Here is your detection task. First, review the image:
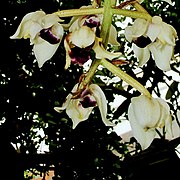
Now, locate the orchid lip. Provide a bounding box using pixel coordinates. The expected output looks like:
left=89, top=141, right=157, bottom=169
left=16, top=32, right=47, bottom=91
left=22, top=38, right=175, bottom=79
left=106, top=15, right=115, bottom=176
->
left=40, top=28, right=60, bottom=44
left=84, top=15, right=100, bottom=28
left=70, top=46, right=92, bottom=66
left=133, top=36, right=152, bottom=48
left=80, top=96, right=97, bottom=108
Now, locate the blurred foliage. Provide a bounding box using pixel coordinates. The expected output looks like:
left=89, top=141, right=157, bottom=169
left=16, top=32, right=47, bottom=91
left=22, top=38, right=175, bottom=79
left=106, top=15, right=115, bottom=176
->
left=0, top=0, right=179, bottom=179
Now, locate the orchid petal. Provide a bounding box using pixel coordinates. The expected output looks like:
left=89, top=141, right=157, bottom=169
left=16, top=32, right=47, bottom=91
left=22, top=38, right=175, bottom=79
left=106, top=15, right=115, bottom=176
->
left=133, top=44, right=150, bottom=67
left=70, top=26, right=95, bottom=48
left=158, top=22, right=177, bottom=46
left=54, top=83, right=94, bottom=129
left=66, top=99, right=93, bottom=129
left=54, top=94, right=73, bottom=112
left=128, top=101, right=156, bottom=150
left=41, top=14, right=63, bottom=28
left=33, top=41, right=60, bottom=68
left=149, top=41, right=172, bottom=71
left=89, top=84, right=115, bottom=126
left=93, top=38, right=122, bottom=60
left=29, top=22, right=43, bottom=43
left=51, top=23, right=64, bottom=37
left=108, top=24, right=120, bottom=45
left=128, top=95, right=173, bottom=149
left=146, top=23, right=161, bottom=42
left=156, top=98, right=173, bottom=138
left=124, top=18, right=148, bottom=42
left=10, top=11, right=45, bottom=39
left=129, top=95, right=161, bottom=128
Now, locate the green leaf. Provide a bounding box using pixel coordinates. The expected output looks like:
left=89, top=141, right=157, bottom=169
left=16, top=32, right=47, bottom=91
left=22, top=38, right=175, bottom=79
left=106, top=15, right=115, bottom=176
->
left=165, top=81, right=179, bottom=100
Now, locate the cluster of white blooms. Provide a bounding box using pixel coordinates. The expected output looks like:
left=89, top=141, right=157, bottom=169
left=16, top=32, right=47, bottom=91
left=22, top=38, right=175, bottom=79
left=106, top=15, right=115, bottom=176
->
left=10, top=0, right=178, bottom=150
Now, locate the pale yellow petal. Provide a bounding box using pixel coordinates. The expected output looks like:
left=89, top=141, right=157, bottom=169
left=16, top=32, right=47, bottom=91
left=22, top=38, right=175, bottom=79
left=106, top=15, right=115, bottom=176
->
left=156, top=98, right=173, bottom=138
left=89, top=84, right=115, bottom=126
left=132, top=44, right=150, bottom=67
left=33, top=41, right=60, bottom=68
left=158, top=22, right=177, bottom=46
left=93, top=38, right=122, bottom=60
left=41, top=14, right=62, bottom=28
left=66, top=99, right=93, bottom=129
left=149, top=41, right=172, bottom=71
left=128, top=101, right=156, bottom=150
left=29, top=22, right=42, bottom=42
left=54, top=94, right=73, bottom=112
left=108, top=24, right=120, bottom=46
left=129, top=95, right=161, bottom=128
left=124, top=18, right=148, bottom=42
left=10, top=11, right=45, bottom=39
left=70, top=26, right=95, bottom=48
left=51, top=23, right=64, bottom=39
left=146, top=23, right=161, bottom=42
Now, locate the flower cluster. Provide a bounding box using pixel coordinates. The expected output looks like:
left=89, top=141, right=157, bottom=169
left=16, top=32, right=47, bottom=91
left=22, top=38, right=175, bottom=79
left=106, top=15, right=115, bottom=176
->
left=10, top=0, right=178, bottom=150
left=10, top=7, right=122, bottom=69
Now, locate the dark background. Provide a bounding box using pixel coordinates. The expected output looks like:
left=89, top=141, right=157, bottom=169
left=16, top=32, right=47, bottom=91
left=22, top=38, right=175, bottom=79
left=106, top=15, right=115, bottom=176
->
left=0, top=0, right=179, bottom=179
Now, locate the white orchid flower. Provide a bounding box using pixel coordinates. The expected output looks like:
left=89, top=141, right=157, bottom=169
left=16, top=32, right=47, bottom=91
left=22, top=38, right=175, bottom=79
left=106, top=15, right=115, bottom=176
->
left=124, top=16, right=177, bottom=71
left=10, top=10, right=64, bottom=68
left=64, top=26, right=95, bottom=69
left=62, top=6, right=122, bottom=69
left=63, top=4, right=119, bottom=46
left=64, top=26, right=122, bottom=69
left=128, top=95, right=172, bottom=150
left=54, top=83, right=115, bottom=129
left=138, top=0, right=173, bottom=5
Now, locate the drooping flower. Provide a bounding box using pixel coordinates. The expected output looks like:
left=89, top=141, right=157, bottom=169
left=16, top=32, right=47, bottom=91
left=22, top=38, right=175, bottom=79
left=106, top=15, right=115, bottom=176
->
left=10, top=10, right=64, bottom=68
left=124, top=16, right=178, bottom=71
left=64, top=26, right=96, bottom=69
left=128, top=94, right=172, bottom=150
left=68, top=13, right=120, bottom=46
left=64, top=28, right=122, bottom=69
left=54, top=83, right=115, bottom=129
left=63, top=9, right=122, bottom=69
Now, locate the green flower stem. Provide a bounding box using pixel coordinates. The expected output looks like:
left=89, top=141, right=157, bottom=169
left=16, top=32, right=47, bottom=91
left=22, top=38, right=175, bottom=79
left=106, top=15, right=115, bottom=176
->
left=79, top=59, right=102, bottom=90
left=111, top=9, right=151, bottom=21
left=100, top=0, right=114, bottom=47
left=55, top=8, right=104, bottom=17
left=132, top=2, right=149, bottom=13
left=101, top=58, right=152, bottom=98
left=55, top=7, right=151, bottom=21
left=79, top=0, right=113, bottom=89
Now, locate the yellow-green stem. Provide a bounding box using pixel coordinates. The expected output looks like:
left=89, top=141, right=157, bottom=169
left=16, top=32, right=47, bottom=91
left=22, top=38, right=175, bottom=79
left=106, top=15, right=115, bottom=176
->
left=132, top=2, right=149, bottom=13
left=111, top=9, right=151, bottom=21
left=78, top=59, right=101, bottom=90
left=54, top=7, right=151, bottom=21
left=101, top=58, right=151, bottom=98
left=54, top=8, right=104, bottom=17
left=79, top=0, right=114, bottom=88
left=100, top=0, right=114, bottom=47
